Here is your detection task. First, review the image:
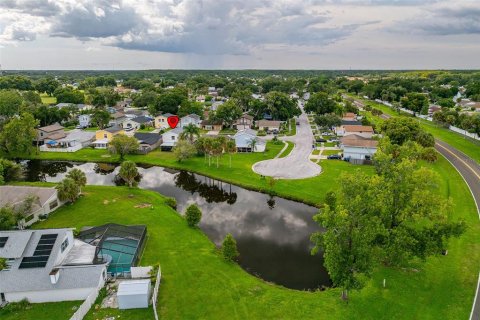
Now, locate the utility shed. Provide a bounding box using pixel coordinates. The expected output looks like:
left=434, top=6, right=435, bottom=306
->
left=117, top=280, right=151, bottom=309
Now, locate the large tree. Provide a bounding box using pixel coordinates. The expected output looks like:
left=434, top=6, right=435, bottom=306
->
left=314, top=113, right=341, bottom=129
left=213, top=99, right=242, bottom=128
left=0, top=90, right=23, bottom=118
left=109, top=134, right=139, bottom=160
left=400, top=92, right=429, bottom=114
left=53, top=87, right=85, bottom=104
left=35, top=77, right=60, bottom=96
left=381, top=117, right=434, bottom=147
left=305, top=92, right=337, bottom=115
left=92, top=109, right=112, bottom=129
left=0, top=112, right=39, bottom=155
left=264, top=91, right=299, bottom=120
left=173, top=140, right=197, bottom=162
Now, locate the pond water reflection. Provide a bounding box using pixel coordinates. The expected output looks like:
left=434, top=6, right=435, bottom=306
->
left=24, top=160, right=330, bottom=290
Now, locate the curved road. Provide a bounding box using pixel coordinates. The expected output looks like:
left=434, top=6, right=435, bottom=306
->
left=434, top=140, right=480, bottom=320
left=252, top=104, right=321, bottom=179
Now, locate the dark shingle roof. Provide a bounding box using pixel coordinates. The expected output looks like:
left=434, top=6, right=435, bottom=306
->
left=132, top=116, right=152, bottom=124
left=134, top=132, right=161, bottom=145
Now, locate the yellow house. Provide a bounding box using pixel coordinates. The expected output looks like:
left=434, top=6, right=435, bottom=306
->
left=155, top=113, right=175, bottom=129
left=93, top=127, right=125, bottom=149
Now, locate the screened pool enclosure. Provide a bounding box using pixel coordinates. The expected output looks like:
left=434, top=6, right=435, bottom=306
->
left=78, top=223, right=147, bottom=276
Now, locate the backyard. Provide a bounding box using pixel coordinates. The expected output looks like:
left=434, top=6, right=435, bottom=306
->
left=2, top=154, right=478, bottom=319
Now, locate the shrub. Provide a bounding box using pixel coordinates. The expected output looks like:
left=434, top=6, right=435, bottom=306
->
left=421, top=147, right=438, bottom=163
left=165, top=197, right=177, bottom=209
left=3, top=298, right=30, bottom=312
left=185, top=204, right=202, bottom=227
left=222, top=233, right=239, bottom=262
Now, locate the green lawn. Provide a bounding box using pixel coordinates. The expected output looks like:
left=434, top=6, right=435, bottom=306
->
left=0, top=301, right=80, bottom=320
left=137, top=127, right=155, bottom=133
left=278, top=141, right=294, bottom=158
left=7, top=155, right=478, bottom=319
left=285, top=118, right=297, bottom=136
left=322, top=150, right=341, bottom=156
left=40, top=93, right=57, bottom=105
left=311, top=149, right=320, bottom=156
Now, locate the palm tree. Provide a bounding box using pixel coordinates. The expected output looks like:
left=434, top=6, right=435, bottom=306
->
left=56, top=178, right=80, bottom=203
left=225, top=139, right=237, bottom=168
left=119, top=161, right=139, bottom=188
left=66, top=168, right=87, bottom=194
left=180, top=124, right=200, bottom=143
left=248, top=138, right=258, bottom=153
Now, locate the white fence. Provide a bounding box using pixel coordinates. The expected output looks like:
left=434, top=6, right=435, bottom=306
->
left=152, top=266, right=162, bottom=320
left=449, top=125, right=480, bottom=141
left=69, top=285, right=102, bottom=320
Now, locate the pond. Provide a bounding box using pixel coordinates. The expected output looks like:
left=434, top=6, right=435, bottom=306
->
left=23, top=160, right=330, bottom=290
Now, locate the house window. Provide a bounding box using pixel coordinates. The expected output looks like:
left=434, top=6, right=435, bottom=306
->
left=61, top=238, right=69, bottom=253
left=40, top=132, right=44, bottom=137
left=49, top=200, right=58, bottom=210
left=104, top=134, right=108, bottom=139
left=171, top=135, right=175, bottom=141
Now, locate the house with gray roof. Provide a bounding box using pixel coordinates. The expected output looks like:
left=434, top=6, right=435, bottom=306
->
left=160, top=127, right=184, bottom=151
left=134, top=132, right=162, bottom=153
left=0, top=228, right=107, bottom=303
left=40, top=129, right=95, bottom=153
left=0, top=186, right=62, bottom=228
left=180, top=114, right=202, bottom=128
left=232, top=129, right=266, bottom=153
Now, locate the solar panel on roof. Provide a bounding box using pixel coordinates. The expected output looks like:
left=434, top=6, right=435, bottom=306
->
left=0, top=237, right=8, bottom=248
left=18, top=233, right=58, bottom=269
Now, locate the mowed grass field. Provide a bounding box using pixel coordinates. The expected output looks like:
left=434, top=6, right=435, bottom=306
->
left=1, top=153, right=478, bottom=319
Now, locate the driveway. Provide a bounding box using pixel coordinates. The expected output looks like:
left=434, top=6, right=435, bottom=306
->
left=252, top=104, right=321, bottom=179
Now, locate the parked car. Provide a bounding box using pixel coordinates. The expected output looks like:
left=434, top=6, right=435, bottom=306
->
left=316, top=138, right=327, bottom=143
left=327, top=154, right=342, bottom=160
left=322, top=132, right=333, bottom=136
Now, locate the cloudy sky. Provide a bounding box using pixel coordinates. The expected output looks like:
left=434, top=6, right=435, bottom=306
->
left=0, top=0, right=479, bottom=70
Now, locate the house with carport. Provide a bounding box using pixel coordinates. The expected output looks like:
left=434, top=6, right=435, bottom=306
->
left=232, top=129, right=266, bottom=152
left=340, top=134, right=378, bottom=164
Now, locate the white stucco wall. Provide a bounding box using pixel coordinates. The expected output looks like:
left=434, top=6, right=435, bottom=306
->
left=343, top=146, right=377, bottom=160
left=5, top=287, right=95, bottom=303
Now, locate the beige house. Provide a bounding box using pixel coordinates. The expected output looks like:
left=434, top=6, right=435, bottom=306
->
left=234, top=114, right=254, bottom=130
left=201, top=120, right=223, bottom=131
left=155, top=113, right=175, bottom=130
left=36, top=124, right=66, bottom=145
left=257, top=120, right=282, bottom=133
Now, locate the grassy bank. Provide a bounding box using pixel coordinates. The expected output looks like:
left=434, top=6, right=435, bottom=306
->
left=278, top=141, right=295, bottom=158
left=5, top=157, right=478, bottom=320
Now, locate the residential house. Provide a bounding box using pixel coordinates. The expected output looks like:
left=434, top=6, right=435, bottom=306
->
left=257, top=120, right=282, bottom=133
left=0, top=186, right=62, bottom=228
left=36, top=123, right=66, bottom=145
left=40, top=130, right=95, bottom=153
left=428, top=105, right=442, bottom=116
left=155, top=113, right=175, bottom=130
left=201, top=120, right=223, bottom=131
left=108, top=112, right=127, bottom=128
left=234, top=114, right=254, bottom=130
left=122, top=116, right=153, bottom=131
left=134, top=133, right=162, bottom=154
left=160, top=127, right=184, bottom=151
left=342, top=112, right=357, bottom=121
left=335, top=125, right=374, bottom=138
left=78, top=114, right=92, bottom=128
left=233, top=129, right=266, bottom=152
left=210, top=101, right=224, bottom=111
left=180, top=114, right=202, bottom=128
left=340, top=134, right=378, bottom=164
left=0, top=228, right=107, bottom=303
left=93, top=127, right=125, bottom=149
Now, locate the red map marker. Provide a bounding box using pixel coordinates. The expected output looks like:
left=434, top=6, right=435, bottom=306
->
left=167, top=115, right=179, bottom=129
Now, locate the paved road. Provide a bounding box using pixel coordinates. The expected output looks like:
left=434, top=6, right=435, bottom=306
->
left=252, top=105, right=321, bottom=179
left=434, top=140, right=480, bottom=320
